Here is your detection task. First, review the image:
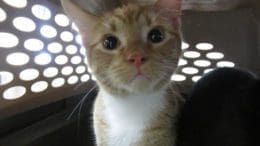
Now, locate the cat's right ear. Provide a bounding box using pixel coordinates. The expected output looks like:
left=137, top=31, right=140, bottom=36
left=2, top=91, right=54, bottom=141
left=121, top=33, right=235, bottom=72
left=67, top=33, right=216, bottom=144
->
left=61, top=0, right=98, bottom=43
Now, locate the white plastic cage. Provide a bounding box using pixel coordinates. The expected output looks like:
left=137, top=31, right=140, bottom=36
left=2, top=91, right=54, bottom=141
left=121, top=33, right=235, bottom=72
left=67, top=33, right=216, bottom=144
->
left=0, top=0, right=95, bottom=119
left=1, top=0, right=260, bottom=119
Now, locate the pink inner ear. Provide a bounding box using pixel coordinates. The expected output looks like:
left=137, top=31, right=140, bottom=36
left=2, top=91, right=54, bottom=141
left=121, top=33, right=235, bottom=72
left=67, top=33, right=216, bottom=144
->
left=158, top=0, right=181, bottom=11
left=155, top=0, right=182, bottom=29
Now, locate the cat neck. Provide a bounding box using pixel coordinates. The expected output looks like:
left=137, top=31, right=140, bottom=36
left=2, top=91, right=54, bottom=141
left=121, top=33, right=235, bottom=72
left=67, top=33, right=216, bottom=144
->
left=99, top=86, right=168, bottom=129
left=99, top=85, right=167, bottom=102
left=96, top=78, right=170, bottom=98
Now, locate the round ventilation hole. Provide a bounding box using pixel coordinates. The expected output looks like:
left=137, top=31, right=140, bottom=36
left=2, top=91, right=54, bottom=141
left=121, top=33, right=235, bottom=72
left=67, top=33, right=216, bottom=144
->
left=194, top=60, right=211, bottom=67
left=0, top=32, right=19, bottom=48
left=206, top=52, right=224, bottom=60
left=3, top=86, right=26, bottom=100
left=13, top=17, right=36, bottom=32
left=75, top=35, right=82, bottom=44
left=196, top=42, right=214, bottom=51
left=91, top=75, right=97, bottom=81
left=61, top=66, right=73, bottom=76
left=68, top=75, right=79, bottom=84
left=40, top=25, right=57, bottom=38
left=24, top=38, right=44, bottom=51
left=204, top=68, right=214, bottom=74
left=178, top=58, right=188, bottom=66
left=19, top=68, right=39, bottom=81
left=181, top=42, right=189, bottom=50
left=0, top=71, right=14, bottom=86
left=31, top=81, right=48, bottom=93
left=48, top=42, right=63, bottom=54
left=217, top=61, right=235, bottom=68
left=6, top=52, right=29, bottom=66
left=71, top=56, right=82, bottom=64
left=60, top=31, right=74, bottom=42
left=183, top=51, right=201, bottom=59
left=55, top=55, right=68, bottom=65
left=65, top=44, right=78, bottom=55
left=87, top=67, right=93, bottom=73
left=43, top=67, right=58, bottom=78
left=80, top=47, right=86, bottom=56
left=0, top=7, right=7, bottom=22
left=192, top=76, right=202, bottom=82
left=31, top=4, right=51, bottom=20
left=71, top=23, right=79, bottom=32
left=55, top=14, right=70, bottom=27
left=3, top=0, right=27, bottom=8
left=76, top=65, right=86, bottom=74
left=51, top=77, right=65, bottom=88
left=81, top=74, right=90, bottom=82
left=171, top=74, right=186, bottom=82
left=34, top=53, right=52, bottom=65
left=182, top=67, right=199, bottom=75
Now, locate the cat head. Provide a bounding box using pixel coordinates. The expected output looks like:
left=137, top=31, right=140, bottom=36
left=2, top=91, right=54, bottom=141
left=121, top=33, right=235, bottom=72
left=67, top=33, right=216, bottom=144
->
left=62, top=0, right=182, bottom=96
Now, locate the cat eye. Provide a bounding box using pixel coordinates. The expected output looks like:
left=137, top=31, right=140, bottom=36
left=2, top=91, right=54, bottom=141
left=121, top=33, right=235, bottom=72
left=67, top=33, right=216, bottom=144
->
left=148, top=27, right=165, bottom=44
left=103, top=35, right=118, bottom=50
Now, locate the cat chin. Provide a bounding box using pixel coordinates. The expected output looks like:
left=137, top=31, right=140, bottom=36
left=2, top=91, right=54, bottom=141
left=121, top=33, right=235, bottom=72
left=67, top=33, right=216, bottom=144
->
left=97, top=75, right=170, bottom=97
left=120, top=75, right=168, bottom=94
left=129, top=80, right=153, bottom=93
left=98, top=77, right=155, bottom=95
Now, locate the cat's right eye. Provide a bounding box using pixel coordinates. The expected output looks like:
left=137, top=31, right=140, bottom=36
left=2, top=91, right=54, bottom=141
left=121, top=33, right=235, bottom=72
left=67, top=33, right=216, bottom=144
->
left=103, top=35, right=118, bottom=50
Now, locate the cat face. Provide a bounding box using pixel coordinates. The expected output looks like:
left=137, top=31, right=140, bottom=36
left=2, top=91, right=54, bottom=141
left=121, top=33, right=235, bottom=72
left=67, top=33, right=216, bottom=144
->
left=62, top=0, right=182, bottom=95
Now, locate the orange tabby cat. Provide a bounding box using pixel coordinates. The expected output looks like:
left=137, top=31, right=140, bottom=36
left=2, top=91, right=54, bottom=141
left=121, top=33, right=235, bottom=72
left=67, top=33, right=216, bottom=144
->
left=61, top=0, right=182, bottom=145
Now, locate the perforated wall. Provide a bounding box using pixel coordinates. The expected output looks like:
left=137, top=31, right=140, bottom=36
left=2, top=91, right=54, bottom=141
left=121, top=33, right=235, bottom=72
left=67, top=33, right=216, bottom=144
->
left=0, top=0, right=95, bottom=119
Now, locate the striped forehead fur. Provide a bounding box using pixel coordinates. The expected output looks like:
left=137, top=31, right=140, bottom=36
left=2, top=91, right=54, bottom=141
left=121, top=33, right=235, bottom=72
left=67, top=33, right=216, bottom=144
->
left=102, top=4, right=151, bottom=32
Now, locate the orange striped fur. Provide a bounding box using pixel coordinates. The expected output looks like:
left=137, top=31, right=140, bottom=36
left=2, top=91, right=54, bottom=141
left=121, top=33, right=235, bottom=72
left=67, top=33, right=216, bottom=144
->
left=61, top=0, right=182, bottom=145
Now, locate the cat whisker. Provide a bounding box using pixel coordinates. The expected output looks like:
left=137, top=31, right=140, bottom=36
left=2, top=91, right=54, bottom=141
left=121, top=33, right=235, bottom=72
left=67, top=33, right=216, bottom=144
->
left=66, top=84, right=98, bottom=120
left=76, top=84, right=98, bottom=128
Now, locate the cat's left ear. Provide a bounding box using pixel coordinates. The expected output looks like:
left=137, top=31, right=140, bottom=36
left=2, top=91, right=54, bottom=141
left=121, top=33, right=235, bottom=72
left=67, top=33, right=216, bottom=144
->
left=155, top=0, right=182, bottom=29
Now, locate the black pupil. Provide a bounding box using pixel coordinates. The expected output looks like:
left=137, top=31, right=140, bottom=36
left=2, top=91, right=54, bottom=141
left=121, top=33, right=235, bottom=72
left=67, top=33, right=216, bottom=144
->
left=148, top=28, right=164, bottom=43
left=103, top=36, right=118, bottom=50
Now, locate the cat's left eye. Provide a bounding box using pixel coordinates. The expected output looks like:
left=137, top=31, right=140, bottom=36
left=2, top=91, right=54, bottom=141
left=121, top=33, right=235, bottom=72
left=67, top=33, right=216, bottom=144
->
left=148, top=27, right=165, bottom=44
left=103, top=35, right=118, bottom=50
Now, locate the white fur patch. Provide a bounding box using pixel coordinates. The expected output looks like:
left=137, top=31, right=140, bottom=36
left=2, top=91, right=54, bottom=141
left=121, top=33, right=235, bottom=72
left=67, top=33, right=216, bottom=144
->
left=100, top=89, right=166, bottom=146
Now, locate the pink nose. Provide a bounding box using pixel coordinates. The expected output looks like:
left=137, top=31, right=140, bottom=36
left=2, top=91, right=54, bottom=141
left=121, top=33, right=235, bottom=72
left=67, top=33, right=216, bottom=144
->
left=127, top=52, right=147, bottom=67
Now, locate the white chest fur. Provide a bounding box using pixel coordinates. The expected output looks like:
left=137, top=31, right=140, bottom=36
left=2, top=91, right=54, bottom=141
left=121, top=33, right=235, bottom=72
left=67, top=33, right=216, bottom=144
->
left=100, top=89, right=167, bottom=146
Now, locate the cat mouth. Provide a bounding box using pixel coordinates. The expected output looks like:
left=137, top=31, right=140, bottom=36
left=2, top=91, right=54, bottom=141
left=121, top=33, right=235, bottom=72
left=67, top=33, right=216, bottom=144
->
left=129, top=72, right=151, bottom=83
left=135, top=73, right=150, bottom=80
left=124, top=72, right=155, bottom=92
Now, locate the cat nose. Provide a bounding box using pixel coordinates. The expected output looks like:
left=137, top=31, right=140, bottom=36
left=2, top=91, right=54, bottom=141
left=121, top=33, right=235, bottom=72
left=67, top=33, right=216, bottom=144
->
left=127, top=52, right=147, bottom=66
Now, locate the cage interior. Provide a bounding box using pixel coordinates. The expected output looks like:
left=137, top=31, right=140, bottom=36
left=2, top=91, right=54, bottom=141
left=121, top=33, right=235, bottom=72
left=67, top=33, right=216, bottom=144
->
left=0, top=0, right=259, bottom=145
